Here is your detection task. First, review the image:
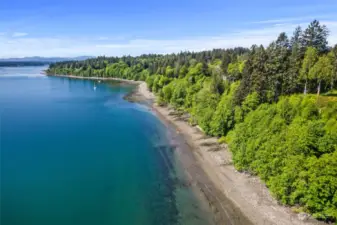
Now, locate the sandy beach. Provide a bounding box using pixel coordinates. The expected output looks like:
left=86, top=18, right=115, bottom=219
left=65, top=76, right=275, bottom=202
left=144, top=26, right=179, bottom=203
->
left=136, top=82, right=324, bottom=225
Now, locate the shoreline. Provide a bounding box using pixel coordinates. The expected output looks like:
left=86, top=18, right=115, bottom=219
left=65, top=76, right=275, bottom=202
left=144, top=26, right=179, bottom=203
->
left=135, top=82, right=324, bottom=225
left=45, top=74, right=142, bottom=84
left=47, top=74, right=324, bottom=225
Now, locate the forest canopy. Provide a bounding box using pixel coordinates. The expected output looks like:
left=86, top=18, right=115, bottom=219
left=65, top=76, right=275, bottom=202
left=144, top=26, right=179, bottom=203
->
left=48, top=20, right=337, bottom=222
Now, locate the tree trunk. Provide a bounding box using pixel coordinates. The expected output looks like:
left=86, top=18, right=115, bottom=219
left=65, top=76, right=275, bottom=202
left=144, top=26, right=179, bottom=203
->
left=331, top=78, right=334, bottom=90
left=317, top=80, right=321, bottom=97
left=304, top=79, right=307, bottom=95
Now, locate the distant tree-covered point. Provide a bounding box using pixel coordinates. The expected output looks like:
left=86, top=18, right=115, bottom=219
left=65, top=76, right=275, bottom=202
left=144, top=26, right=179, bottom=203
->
left=48, top=20, right=337, bottom=222
left=0, top=61, right=49, bottom=67
left=0, top=56, right=93, bottom=67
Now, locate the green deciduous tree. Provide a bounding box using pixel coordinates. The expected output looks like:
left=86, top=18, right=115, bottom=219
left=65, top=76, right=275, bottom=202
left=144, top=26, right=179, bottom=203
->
left=300, top=47, right=318, bottom=94
left=210, top=82, right=239, bottom=136
left=309, top=55, right=334, bottom=96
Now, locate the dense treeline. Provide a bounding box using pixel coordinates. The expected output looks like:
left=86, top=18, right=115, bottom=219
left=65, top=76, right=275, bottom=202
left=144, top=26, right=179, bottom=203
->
left=228, top=95, right=337, bottom=221
left=48, top=20, right=337, bottom=221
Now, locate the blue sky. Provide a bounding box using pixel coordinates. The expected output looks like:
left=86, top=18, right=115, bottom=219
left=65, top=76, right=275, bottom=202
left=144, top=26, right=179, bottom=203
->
left=0, top=0, right=336, bottom=57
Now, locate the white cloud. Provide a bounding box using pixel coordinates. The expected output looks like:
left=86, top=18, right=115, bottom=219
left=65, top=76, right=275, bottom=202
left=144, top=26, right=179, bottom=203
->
left=96, top=43, right=147, bottom=49
left=97, top=36, right=126, bottom=41
left=12, top=32, right=28, bottom=37
left=253, top=17, right=310, bottom=24
left=1, top=20, right=336, bottom=58
left=252, top=13, right=337, bottom=24
left=98, top=37, right=109, bottom=40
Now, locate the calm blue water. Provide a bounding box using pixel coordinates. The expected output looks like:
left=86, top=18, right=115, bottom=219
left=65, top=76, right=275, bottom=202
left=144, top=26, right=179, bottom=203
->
left=0, top=66, right=213, bottom=225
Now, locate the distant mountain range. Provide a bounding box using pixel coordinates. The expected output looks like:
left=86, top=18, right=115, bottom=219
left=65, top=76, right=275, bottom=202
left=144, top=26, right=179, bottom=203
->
left=0, top=56, right=93, bottom=63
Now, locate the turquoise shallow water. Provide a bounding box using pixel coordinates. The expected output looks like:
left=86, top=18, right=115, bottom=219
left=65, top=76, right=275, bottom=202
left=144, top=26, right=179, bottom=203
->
left=0, top=67, right=214, bottom=225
